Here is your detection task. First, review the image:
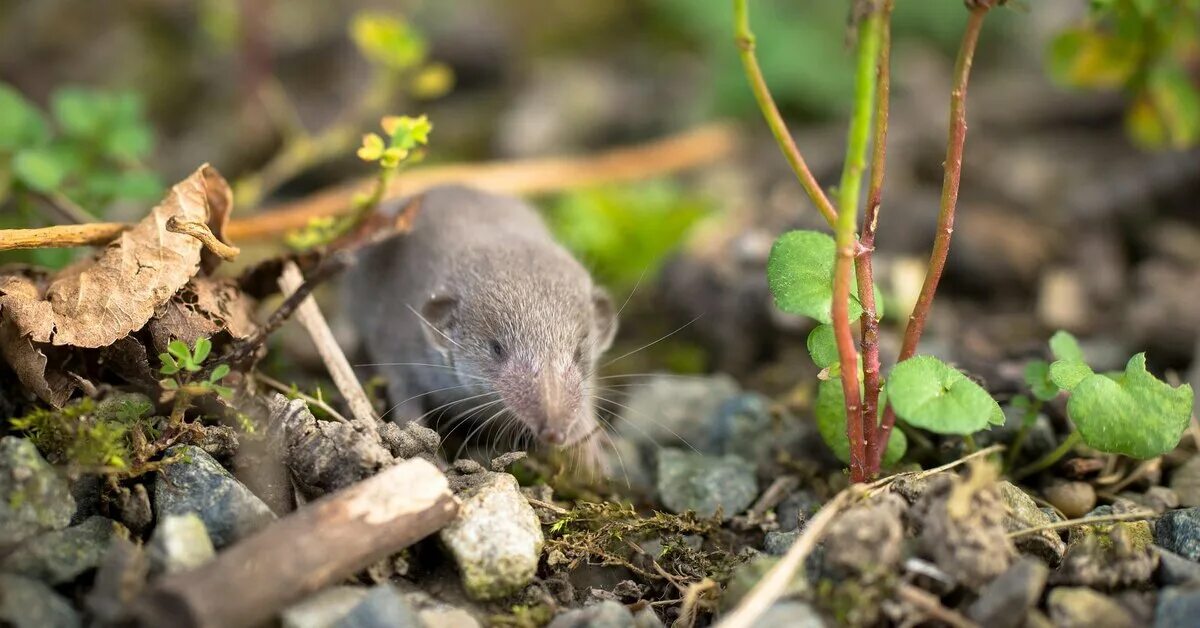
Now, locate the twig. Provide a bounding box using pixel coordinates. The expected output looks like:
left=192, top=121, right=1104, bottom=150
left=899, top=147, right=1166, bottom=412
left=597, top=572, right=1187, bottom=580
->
left=130, top=458, right=459, bottom=628
left=1006, top=510, right=1158, bottom=538
left=220, top=251, right=355, bottom=369
left=278, top=260, right=378, bottom=434
left=0, top=223, right=127, bottom=251
left=895, top=583, right=980, bottom=628
left=833, top=6, right=884, bottom=483
left=1012, top=432, right=1082, bottom=481
left=33, top=190, right=98, bottom=224
left=745, top=475, right=800, bottom=521
left=227, top=123, right=737, bottom=240
left=895, top=5, right=990, bottom=360
left=862, top=0, right=894, bottom=472
left=732, top=0, right=838, bottom=228
left=716, top=489, right=855, bottom=628
left=0, top=125, right=736, bottom=251
left=165, top=217, right=241, bottom=260
left=254, top=372, right=351, bottom=424
left=867, top=444, right=1005, bottom=494
left=673, top=578, right=718, bottom=628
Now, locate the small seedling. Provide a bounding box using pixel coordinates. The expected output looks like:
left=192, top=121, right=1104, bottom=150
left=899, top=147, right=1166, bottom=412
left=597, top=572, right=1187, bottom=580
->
left=159, top=337, right=234, bottom=400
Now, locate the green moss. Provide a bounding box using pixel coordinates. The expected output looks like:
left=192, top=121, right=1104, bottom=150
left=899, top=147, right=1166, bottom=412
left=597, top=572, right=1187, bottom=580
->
left=9, top=394, right=160, bottom=473
left=490, top=603, right=554, bottom=628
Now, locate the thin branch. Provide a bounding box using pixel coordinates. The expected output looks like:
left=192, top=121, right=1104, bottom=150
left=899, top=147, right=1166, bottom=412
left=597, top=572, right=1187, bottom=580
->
left=732, top=0, right=838, bottom=228
left=228, top=123, right=736, bottom=241
left=278, top=260, right=378, bottom=434
left=833, top=6, right=883, bottom=482
left=879, top=4, right=991, bottom=442
left=867, top=444, right=1005, bottom=495
left=1006, top=509, right=1158, bottom=538
left=165, top=217, right=241, bottom=260
left=0, top=223, right=127, bottom=252
left=895, top=583, right=980, bottom=628
left=716, top=490, right=855, bottom=628
left=896, top=5, right=990, bottom=360
left=861, top=0, right=893, bottom=473
left=254, top=372, right=351, bottom=424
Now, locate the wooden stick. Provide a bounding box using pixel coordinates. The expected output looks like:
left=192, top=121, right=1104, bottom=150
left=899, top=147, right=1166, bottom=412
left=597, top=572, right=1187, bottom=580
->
left=716, top=490, right=854, bottom=628
left=130, top=458, right=458, bottom=628
left=228, top=122, right=736, bottom=240
left=277, top=260, right=378, bottom=434
left=0, top=124, right=735, bottom=251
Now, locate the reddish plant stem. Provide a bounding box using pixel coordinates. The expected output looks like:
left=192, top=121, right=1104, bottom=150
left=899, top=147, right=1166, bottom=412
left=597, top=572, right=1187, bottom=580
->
left=876, top=5, right=990, bottom=460
left=859, top=0, right=893, bottom=474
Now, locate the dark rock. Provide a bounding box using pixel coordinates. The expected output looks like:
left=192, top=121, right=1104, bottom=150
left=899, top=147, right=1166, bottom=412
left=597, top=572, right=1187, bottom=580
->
left=1157, top=547, right=1200, bottom=585
left=999, top=481, right=1066, bottom=565
left=1170, top=456, right=1200, bottom=508
left=617, top=375, right=740, bottom=452
left=1054, top=502, right=1157, bottom=589
left=333, top=585, right=421, bottom=628
left=704, top=393, right=811, bottom=464
left=281, top=587, right=369, bottom=628
left=823, top=494, right=906, bottom=576
left=68, top=474, right=101, bottom=525
left=0, top=573, right=81, bottom=628
left=439, top=472, right=542, bottom=600
left=1155, top=507, right=1200, bottom=561
left=0, top=436, right=74, bottom=552
left=154, top=445, right=276, bottom=548
left=914, top=474, right=1015, bottom=588
left=148, top=512, right=216, bottom=574
left=85, top=536, right=148, bottom=625
left=967, top=558, right=1049, bottom=628
left=1042, top=481, right=1096, bottom=519
left=1047, top=587, right=1135, bottom=628
left=1, top=516, right=123, bottom=584
left=656, top=449, right=757, bottom=520
left=776, top=490, right=821, bottom=532
left=1155, top=587, right=1200, bottom=628
left=547, top=600, right=635, bottom=628
left=764, top=529, right=799, bottom=556
left=108, top=482, right=153, bottom=535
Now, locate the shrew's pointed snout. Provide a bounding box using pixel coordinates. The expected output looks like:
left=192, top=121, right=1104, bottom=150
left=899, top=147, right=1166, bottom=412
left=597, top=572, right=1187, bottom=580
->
left=539, top=426, right=567, bottom=445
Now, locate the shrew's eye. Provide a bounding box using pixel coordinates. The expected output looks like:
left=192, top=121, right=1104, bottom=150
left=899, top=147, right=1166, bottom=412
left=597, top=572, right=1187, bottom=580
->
left=490, top=339, right=506, bottom=360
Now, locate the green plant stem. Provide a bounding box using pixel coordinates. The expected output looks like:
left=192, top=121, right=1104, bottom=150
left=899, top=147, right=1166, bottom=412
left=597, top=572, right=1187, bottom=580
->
left=860, top=0, right=893, bottom=474
left=833, top=6, right=883, bottom=484
left=732, top=0, right=839, bottom=228
left=1004, top=399, right=1042, bottom=471
left=235, top=71, right=398, bottom=209
left=879, top=4, right=990, bottom=447
left=1013, top=431, right=1082, bottom=481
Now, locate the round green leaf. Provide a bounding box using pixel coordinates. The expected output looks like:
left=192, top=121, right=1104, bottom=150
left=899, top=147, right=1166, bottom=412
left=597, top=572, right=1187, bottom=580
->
left=1049, top=330, right=1085, bottom=363
left=103, top=124, right=153, bottom=161
left=807, top=324, right=838, bottom=369
left=0, top=84, right=49, bottom=150
left=13, top=148, right=66, bottom=192
left=888, top=355, right=1000, bottom=435
left=1049, top=359, right=1093, bottom=392
left=767, top=230, right=864, bottom=324
left=815, top=378, right=906, bottom=467
left=1067, top=353, right=1193, bottom=459
left=52, top=87, right=104, bottom=138
left=1024, top=360, right=1060, bottom=401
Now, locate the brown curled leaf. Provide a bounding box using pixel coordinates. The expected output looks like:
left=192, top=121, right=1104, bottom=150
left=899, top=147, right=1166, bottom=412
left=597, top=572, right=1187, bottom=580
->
left=0, top=164, right=228, bottom=350
left=0, top=165, right=232, bottom=406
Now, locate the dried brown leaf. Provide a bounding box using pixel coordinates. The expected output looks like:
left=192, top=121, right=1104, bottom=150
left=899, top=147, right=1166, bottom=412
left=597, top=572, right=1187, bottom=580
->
left=0, top=165, right=233, bottom=405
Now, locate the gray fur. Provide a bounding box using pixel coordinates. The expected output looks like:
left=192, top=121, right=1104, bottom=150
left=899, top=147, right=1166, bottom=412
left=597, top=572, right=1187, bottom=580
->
left=344, top=185, right=617, bottom=447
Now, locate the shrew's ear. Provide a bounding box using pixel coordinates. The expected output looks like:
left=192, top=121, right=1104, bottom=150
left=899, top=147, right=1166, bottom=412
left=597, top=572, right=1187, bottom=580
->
left=418, top=294, right=458, bottom=354
left=592, top=286, right=618, bottom=354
